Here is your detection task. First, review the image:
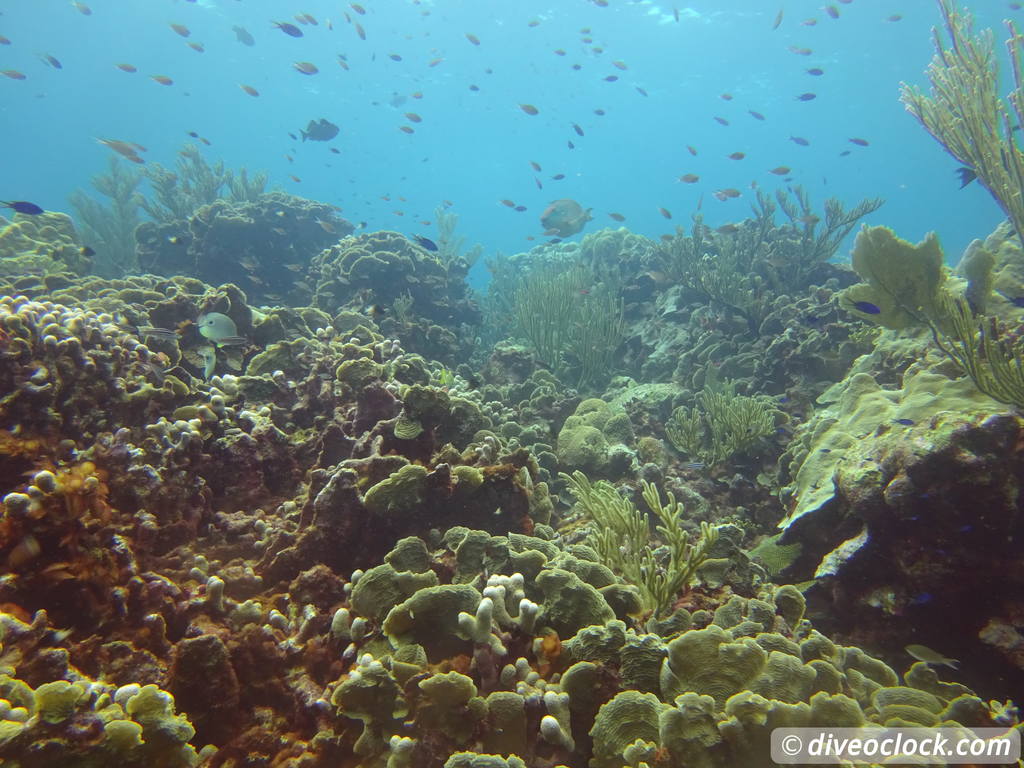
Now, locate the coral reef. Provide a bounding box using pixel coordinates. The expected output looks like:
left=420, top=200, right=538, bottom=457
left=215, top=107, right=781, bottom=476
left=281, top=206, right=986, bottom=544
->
left=0, top=212, right=92, bottom=277
left=69, top=155, right=144, bottom=277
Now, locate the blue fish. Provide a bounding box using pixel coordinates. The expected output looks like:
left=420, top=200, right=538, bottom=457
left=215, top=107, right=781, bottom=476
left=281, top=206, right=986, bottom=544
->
left=850, top=300, right=881, bottom=315
left=412, top=234, right=438, bottom=251
left=893, top=418, right=914, bottom=426
left=1, top=200, right=44, bottom=215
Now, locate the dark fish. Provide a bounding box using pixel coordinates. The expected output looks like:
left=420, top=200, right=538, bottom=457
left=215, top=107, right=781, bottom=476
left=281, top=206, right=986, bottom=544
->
left=608, top=212, right=625, bottom=221
left=748, top=110, right=765, bottom=120
left=301, top=118, right=339, bottom=141
left=603, top=75, right=619, bottom=82
left=40, top=54, right=62, bottom=69
left=955, top=166, right=977, bottom=188
left=551, top=173, right=565, bottom=180
left=572, top=123, right=584, bottom=136
left=465, top=32, right=481, bottom=45
left=772, top=7, right=783, bottom=29
left=850, top=300, right=881, bottom=315
left=233, top=26, right=255, bottom=46
left=728, top=151, right=745, bottom=160
left=713, top=116, right=730, bottom=126
left=273, top=21, right=303, bottom=37
left=1, top=70, right=26, bottom=80
left=658, top=207, right=672, bottom=219
left=893, top=418, right=914, bottom=426
left=119, top=323, right=179, bottom=342
left=240, top=84, right=259, bottom=97
left=848, top=137, right=869, bottom=146
left=796, top=93, right=817, bottom=101
left=806, top=67, right=824, bottom=76
left=679, top=174, right=699, bottom=183
left=412, top=234, right=437, bottom=251
left=1, top=201, right=44, bottom=215
left=513, top=205, right=527, bottom=212
left=530, top=161, right=542, bottom=171
left=170, top=23, right=190, bottom=37
left=790, top=135, right=810, bottom=146
left=293, top=61, right=319, bottom=75
left=769, top=166, right=791, bottom=175
left=116, top=63, right=137, bottom=73
left=635, top=86, right=648, bottom=97
left=79, top=245, right=95, bottom=257
left=520, top=103, right=539, bottom=115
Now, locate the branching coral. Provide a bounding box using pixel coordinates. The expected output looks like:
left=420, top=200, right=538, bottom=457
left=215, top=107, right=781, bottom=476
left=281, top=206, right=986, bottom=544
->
left=901, top=0, right=1024, bottom=242
left=665, top=386, right=776, bottom=466
left=560, top=470, right=718, bottom=618
left=68, top=156, right=144, bottom=277
left=513, top=263, right=624, bottom=390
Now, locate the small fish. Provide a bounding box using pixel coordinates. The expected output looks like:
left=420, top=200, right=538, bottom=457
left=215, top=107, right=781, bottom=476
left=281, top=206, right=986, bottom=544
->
left=956, top=166, right=977, bottom=188
left=1, top=201, right=44, bottom=215
left=198, top=346, right=217, bottom=380
left=790, top=135, right=810, bottom=146
left=116, top=63, right=137, bottom=73
left=0, top=36, right=10, bottom=45
left=233, top=26, right=255, bottom=46
left=594, top=109, right=606, bottom=116
left=354, top=21, right=366, bottom=39
left=679, top=174, right=700, bottom=183
left=399, top=125, right=414, bottom=134
left=388, top=53, right=402, bottom=61
left=635, top=86, right=649, bottom=97
left=612, top=60, right=627, bottom=70
left=412, top=234, right=437, bottom=251
left=514, top=205, right=527, bottom=212
left=802, top=17, right=819, bottom=26
left=608, top=212, right=626, bottom=221
left=905, top=644, right=959, bottom=669
left=72, top=1, right=92, bottom=15
left=848, top=137, right=870, bottom=146
left=79, top=245, right=95, bottom=257
left=1, top=70, right=26, bottom=80
left=530, top=161, right=542, bottom=172
left=824, top=5, right=839, bottom=19
left=788, top=46, right=813, bottom=56
left=806, top=67, right=825, bottom=76
left=603, top=75, right=619, bottom=82
left=687, top=145, right=698, bottom=155
left=886, top=14, right=903, bottom=22
left=465, top=32, right=481, bottom=45
left=151, top=75, right=173, bottom=85
left=468, top=84, right=480, bottom=92
left=364, top=304, right=386, bottom=319
left=293, top=61, right=319, bottom=75
left=772, top=7, right=784, bottom=29
left=684, top=461, right=707, bottom=471
left=796, top=93, right=817, bottom=101
left=893, top=418, right=915, bottom=426
left=769, top=166, right=791, bottom=175
left=40, top=54, right=62, bottom=69
left=187, top=42, right=204, bottom=53
left=351, top=3, right=367, bottom=14
left=119, top=323, right=179, bottom=342
left=728, top=151, right=745, bottom=160
left=170, top=23, right=190, bottom=37
left=554, top=49, right=566, bottom=56
left=273, top=21, right=303, bottom=37
left=240, top=84, right=259, bottom=97
left=572, top=123, right=584, bottom=136
left=748, top=110, right=766, bottom=120
left=849, top=300, right=881, bottom=315
left=713, top=116, right=730, bottom=126
left=551, top=174, right=565, bottom=180
left=499, top=199, right=516, bottom=207
left=405, top=112, right=422, bottom=123
left=658, top=207, right=672, bottom=219
left=519, top=103, right=539, bottom=115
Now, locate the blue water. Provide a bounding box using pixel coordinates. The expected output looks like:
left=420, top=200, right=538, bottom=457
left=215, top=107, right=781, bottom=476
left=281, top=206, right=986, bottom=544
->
left=0, top=0, right=1013, bottom=286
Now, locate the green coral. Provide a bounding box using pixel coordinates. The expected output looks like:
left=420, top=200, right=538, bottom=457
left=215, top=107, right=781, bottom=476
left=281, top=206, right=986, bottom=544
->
left=69, top=155, right=143, bottom=276
left=839, top=225, right=947, bottom=329
left=561, top=470, right=719, bottom=617
left=665, top=385, right=776, bottom=466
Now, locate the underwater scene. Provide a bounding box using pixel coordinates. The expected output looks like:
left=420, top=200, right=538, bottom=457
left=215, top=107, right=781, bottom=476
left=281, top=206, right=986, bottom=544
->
left=3, top=0, right=1024, bottom=766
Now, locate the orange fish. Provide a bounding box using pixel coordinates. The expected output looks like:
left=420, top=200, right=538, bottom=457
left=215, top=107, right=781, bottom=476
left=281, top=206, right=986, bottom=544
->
left=151, top=75, right=173, bottom=85
left=293, top=61, right=319, bottom=74
left=520, top=103, right=539, bottom=115
left=612, top=60, right=627, bottom=70
left=239, top=84, right=259, bottom=96
left=170, top=23, right=190, bottom=37
left=769, top=166, right=791, bottom=175
left=788, top=46, right=812, bottom=55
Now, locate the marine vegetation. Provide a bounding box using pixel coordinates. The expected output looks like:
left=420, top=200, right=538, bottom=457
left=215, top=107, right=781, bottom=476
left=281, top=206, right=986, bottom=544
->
left=664, top=384, right=777, bottom=467
left=901, top=0, right=1024, bottom=242
left=560, top=469, right=719, bottom=618
left=68, top=156, right=144, bottom=277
